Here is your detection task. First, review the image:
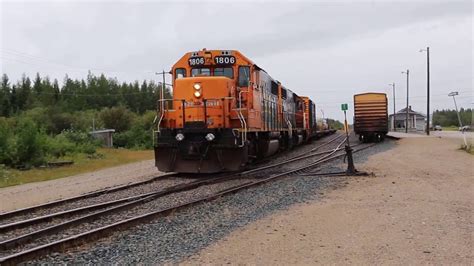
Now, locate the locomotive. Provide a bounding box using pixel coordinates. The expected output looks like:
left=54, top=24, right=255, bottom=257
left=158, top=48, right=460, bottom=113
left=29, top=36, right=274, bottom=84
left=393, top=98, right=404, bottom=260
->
left=154, top=49, right=329, bottom=173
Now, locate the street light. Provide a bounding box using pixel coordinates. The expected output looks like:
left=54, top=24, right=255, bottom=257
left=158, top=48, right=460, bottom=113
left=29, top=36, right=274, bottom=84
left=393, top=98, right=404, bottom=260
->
left=448, top=91, right=468, bottom=147
left=389, top=83, right=395, bottom=131
left=420, top=47, right=430, bottom=135
left=401, top=70, right=409, bottom=133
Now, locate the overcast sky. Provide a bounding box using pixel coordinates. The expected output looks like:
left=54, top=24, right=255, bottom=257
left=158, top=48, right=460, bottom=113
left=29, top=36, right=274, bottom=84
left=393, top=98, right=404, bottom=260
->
left=1, top=0, right=472, bottom=122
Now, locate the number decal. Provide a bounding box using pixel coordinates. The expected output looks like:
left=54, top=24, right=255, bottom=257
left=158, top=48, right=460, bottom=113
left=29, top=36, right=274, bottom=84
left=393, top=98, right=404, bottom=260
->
left=214, top=56, right=235, bottom=65
left=188, top=57, right=205, bottom=66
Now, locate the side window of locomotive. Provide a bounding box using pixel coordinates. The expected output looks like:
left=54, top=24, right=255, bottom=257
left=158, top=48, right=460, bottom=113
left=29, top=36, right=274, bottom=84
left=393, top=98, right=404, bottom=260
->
left=175, top=68, right=186, bottom=79
left=270, top=81, right=278, bottom=95
left=281, top=88, right=287, bottom=99
left=192, top=68, right=210, bottom=77
left=214, top=67, right=234, bottom=78
left=238, top=66, right=250, bottom=87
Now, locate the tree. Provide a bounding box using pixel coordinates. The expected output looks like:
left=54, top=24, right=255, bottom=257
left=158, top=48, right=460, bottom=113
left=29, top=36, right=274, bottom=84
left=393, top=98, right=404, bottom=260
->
left=0, top=74, right=12, bottom=116
left=14, top=74, right=33, bottom=111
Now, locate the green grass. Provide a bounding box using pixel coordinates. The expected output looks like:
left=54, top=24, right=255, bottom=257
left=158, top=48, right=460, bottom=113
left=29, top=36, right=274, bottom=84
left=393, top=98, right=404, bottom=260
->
left=442, top=126, right=459, bottom=131
left=0, top=148, right=154, bottom=188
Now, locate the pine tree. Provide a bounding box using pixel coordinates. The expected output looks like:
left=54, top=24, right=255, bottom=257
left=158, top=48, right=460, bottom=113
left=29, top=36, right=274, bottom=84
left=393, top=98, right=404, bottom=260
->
left=0, top=74, right=11, bottom=116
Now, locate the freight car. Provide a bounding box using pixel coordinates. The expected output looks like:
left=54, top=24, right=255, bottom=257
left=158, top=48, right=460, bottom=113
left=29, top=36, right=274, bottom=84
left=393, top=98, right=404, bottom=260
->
left=153, top=49, right=328, bottom=173
left=353, top=92, right=388, bottom=142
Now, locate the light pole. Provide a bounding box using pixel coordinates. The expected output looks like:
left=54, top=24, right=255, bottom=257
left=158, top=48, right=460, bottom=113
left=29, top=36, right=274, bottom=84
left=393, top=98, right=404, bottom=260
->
left=401, top=70, right=409, bottom=133
left=448, top=91, right=468, bottom=147
left=420, top=47, right=430, bottom=135
left=389, top=83, right=396, bottom=131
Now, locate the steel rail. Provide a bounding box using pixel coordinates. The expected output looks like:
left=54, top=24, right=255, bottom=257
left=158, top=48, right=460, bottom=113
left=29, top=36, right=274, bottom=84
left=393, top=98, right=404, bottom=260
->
left=1, top=133, right=342, bottom=232
left=0, top=132, right=338, bottom=221
left=240, top=135, right=347, bottom=175
left=0, top=173, right=179, bottom=219
left=0, top=175, right=234, bottom=250
left=0, top=138, right=372, bottom=265
left=0, top=175, right=222, bottom=233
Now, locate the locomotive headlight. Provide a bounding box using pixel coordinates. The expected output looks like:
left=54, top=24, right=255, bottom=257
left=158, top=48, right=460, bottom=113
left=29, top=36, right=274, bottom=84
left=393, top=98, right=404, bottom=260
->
left=193, top=83, right=201, bottom=90
left=175, top=133, right=185, bottom=141
left=205, top=133, right=215, bottom=142
left=194, top=91, right=202, bottom=98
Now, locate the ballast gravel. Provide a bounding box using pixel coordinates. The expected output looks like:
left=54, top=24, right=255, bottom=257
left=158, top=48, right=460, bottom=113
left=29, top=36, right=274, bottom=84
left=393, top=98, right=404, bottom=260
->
left=33, top=135, right=395, bottom=264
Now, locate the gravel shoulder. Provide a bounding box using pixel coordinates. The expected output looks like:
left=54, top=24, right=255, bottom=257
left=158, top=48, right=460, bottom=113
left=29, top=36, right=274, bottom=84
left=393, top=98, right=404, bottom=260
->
left=186, top=137, right=473, bottom=264
left=0, top=160, right=161, bottom=212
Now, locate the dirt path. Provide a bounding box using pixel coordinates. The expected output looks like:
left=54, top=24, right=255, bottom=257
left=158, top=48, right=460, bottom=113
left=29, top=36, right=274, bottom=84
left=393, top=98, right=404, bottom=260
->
left=0, top=160, right=161, bottom=212
left=185, top=137, right=473, bottom=264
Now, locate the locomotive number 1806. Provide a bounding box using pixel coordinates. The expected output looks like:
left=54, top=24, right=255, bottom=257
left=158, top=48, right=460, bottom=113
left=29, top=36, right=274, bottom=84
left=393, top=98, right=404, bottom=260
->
left=214, top=56, right=235, bottom=65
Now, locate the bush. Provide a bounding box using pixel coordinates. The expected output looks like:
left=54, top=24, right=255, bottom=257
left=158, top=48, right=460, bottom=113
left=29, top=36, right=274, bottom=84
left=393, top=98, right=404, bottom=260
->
left=9, top=118, right=48, bottom=167
left=113, top=110, right=155, bottom=149
left=99, top=106, right=135, bottom=132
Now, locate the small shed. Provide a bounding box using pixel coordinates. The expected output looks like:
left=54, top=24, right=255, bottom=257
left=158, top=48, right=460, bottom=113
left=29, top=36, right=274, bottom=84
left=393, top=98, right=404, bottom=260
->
left=90, top=129, right=115, bottom=147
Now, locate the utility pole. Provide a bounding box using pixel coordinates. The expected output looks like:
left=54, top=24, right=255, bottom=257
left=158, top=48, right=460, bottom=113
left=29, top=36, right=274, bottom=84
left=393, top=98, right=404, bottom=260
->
left=449, top=91, right=467, bottom=147
left=389, top=83, right=395, bottom=131
left=420, top=47, right=430, bottom=135
left=402, top=70, right=409, bottom=133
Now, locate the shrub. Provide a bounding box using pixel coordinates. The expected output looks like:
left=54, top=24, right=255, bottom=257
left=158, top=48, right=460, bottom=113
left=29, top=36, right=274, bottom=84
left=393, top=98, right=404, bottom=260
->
left=99, top=106, right=135, bottom=132
left=10, top=118, right=47, bottom=167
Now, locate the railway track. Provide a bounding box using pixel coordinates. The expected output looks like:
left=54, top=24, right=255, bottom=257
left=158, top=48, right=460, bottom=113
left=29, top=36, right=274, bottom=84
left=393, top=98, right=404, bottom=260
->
left=0, top=132, right=375, bottom=265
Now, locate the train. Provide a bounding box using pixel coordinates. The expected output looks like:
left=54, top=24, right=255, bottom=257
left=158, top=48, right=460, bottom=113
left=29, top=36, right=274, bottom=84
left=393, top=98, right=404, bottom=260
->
left=353, top=92, right=388, bottom=142
left=153, top=49, right=333, bottom=173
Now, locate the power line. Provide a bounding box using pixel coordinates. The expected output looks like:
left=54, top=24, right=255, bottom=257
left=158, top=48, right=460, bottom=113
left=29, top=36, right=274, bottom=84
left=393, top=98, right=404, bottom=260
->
left=1, top=48, right=156, bottom=74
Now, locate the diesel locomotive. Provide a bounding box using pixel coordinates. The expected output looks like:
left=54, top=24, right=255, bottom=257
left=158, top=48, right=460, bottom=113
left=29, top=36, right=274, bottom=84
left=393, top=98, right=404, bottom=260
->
left=154, top=49, right=329, bottom=173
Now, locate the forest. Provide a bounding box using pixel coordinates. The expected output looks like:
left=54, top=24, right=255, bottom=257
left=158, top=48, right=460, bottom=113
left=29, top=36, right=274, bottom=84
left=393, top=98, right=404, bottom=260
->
left=0, top=72, right=170, bottom=168
left=432, top=108, right=472, bottom=128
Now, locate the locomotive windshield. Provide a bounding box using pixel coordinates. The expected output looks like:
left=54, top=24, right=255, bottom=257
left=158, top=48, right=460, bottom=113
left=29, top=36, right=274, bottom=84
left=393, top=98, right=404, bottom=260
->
left=191, top=67, right=233, bottom=78
left=191, top=68, right=211, bottom=77
left=214, top=67, right=233, bottom=78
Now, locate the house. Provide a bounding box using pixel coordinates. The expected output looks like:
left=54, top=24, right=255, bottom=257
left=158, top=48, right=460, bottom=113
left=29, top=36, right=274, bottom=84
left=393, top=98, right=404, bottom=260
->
left=389, top=106, right=426, bottom=131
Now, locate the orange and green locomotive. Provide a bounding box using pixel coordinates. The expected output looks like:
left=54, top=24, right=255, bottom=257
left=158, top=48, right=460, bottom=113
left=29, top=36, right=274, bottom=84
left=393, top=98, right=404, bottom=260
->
left=154, top=49, right=328, bottom=173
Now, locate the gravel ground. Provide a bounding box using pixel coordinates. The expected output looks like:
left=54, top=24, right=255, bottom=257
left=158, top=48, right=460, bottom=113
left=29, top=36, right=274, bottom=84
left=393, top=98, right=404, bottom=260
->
left=31, top=134, right=395, bottom=264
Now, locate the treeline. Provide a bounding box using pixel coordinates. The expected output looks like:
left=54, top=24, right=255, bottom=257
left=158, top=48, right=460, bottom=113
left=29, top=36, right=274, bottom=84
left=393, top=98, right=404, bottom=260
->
left=432, top=108, right=472, bottom=127
left=0, top=72, right=167, bottom=169
left=0, top=72, right=170, bottom=116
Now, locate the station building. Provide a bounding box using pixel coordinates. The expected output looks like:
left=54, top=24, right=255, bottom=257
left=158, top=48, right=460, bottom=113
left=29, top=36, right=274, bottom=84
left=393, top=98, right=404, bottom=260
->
left=389, top=106, right=426, bottom=132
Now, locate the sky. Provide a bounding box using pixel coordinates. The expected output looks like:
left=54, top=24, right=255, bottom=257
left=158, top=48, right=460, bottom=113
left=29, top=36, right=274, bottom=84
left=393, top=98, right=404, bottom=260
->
left=0, top=0, right=472, bottom=122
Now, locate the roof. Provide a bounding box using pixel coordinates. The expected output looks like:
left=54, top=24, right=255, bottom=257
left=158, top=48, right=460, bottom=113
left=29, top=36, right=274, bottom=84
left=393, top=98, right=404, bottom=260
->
left=90, top=129, right=116, bottom=134
left=389, top=106, right=426, bottom=117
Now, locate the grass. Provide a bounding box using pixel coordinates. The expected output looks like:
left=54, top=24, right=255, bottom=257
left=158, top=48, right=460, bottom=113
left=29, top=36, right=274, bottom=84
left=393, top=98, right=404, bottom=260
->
left=442, top=126, right=459, bottom=131
left=460, top=144, right=474, bottom=155
left=0, top=148, right=154, bottom=188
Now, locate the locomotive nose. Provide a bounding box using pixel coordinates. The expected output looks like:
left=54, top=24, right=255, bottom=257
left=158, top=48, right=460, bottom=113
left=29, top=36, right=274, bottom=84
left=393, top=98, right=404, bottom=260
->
left=174, top=76, right=232, bottom=102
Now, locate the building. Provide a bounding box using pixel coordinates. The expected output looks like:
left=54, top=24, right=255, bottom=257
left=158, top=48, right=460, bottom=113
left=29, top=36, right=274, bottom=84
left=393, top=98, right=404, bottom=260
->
left=389, top=106, right=426, bottom=132
left=90, top=129, right=115, bottom=147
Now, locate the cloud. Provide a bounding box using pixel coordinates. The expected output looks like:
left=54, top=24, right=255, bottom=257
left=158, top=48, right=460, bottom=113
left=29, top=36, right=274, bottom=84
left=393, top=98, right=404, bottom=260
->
left=0, top=0, right=472, bottom=121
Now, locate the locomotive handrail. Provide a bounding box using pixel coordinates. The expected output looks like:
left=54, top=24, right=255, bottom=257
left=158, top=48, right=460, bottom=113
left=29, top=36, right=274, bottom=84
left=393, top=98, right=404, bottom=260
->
left=237, top=88, right=248, bottom=147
